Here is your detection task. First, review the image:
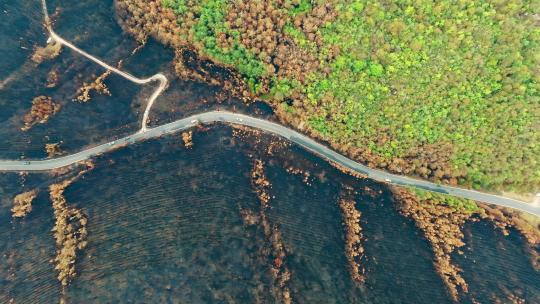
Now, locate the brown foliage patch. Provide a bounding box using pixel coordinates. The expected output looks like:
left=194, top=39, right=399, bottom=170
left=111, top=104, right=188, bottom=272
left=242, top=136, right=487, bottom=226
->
left=48, top=164, right=94, bottom=287
left=31, top=41, right=62, bottom=64
left=251, top=160, right=272, bottom=207
left=225, top=0, right=325, bottom=82
left=286, top=166, right=312, bottom=186
left=393, top=188, right=472, bottom=302
left=477, top=204, right=540, bottom=271
left=477, top=204, right=539, bottom=245
left=75, top=70, right=112, bottom=102
left=21, top=96, right=61, bottom=131
left=339, top=198, right=365, bottom=283
left=49, top=180, right=88, bottom=286
left=46, top=69, right=59, bottom=88
left=248, top=159, right=292, bottom=303
left=45, top=142, right=64, bottom=158
left=403, top=143, right=463, bottom=185
left=12, top=189, right=38, bottom=218
left=181, top=131, right=193, bottom=148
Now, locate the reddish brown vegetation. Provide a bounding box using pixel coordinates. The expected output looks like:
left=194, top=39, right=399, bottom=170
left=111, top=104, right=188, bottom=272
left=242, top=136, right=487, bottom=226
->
left=285, top=166, right=312, bottom=186
left=339, top=198, right=365, bottom=283
left=75, top=70, right=112, bottom=102
left=232, top=125, right=263, bottom=146
left=249, top=159, right=292, bottom=303
left=22, top=96, right=61, bottom=131
left=478, top=204, right=539, bottom=245
left=251, top=160, right=272, bottom=207
left=45, top=142, right=64, bottom=158
left=265, top=139, right=290, bottom=156
left=328, top=160, right=368, bottom=180
left=49, top=179, right=88, bottom=287
left=48, top=163, right=94, bottom=287
left=402, top=143, right=461, bottom=185
left=115, top=0, right=180, bottom=45
left=394, top=188, right=472, bottom=302
left=239, top=208, right=259, bottom=226
left=224, top=1, right=327, bottom=82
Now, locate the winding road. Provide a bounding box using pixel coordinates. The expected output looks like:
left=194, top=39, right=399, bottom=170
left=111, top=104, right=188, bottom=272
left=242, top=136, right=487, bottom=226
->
left=1, top=111, right=540, bottom=217
left=40, top=0, right=167, bottom=131
left=1, top=0, right=538, bottom=218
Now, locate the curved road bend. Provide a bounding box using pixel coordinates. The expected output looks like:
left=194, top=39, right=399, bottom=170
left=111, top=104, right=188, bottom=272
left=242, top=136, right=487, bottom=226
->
left=40, top=0, right=168, bottom=131
left=0, top=111, right=539, bottom=217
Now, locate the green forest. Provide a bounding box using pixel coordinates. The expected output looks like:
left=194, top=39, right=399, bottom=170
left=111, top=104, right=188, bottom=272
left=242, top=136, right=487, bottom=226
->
left=157, top=0, right=540, bottom=192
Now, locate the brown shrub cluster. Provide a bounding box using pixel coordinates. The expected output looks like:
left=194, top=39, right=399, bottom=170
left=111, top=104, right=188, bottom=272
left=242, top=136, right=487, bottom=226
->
left=339, top=199, right=365, bottom=283
left=232, top=124, right=262, bottom=145
left=226, top=1, right=285, bottom=60
left=268, top=226, right=292, bottom=304
left=48, top=163, right=94, bottom=287
left=328, top=160, right=367, bottom=180
left=394, top=188, right=472, bottom=302
left=115, top=0, right=183, bottom=46
left=45, top=142, right=64, bottom=158
left=251, top=160, right=271, bottom=207
left=46, top=69, right=59, bottom=88
left=239, top=208, right=259, bottom=226
left=12, top=189, right=38, bottom=218
left=75, top=70, right=112, bottom=103
left=31, top=41, right=62, bottom=64
left=309, top=136, right=460, bottom=187
left=403, top=143, right=462, bottom=185
left=291, top=3, right=337, bottom=46
left=265, top=139, right=290, bottom=156
left=21, top=96, right=61, bottom=131
left=115, top=0, right=329, bottom=87
left=285, top=166, right=312, bottom=186
left=249, top=159, right=292, bottom=303
left=478, top=204, right=539, bottom=246
left=225, top=1, right=321, bottom=82
left=49, top=179, right=88, bottom=286
left=181, top=131, right=193, bottom=148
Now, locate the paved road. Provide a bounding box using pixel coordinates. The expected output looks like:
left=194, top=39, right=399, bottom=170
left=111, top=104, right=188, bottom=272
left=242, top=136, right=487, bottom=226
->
left=29, top=0, right=539, bottom=217
left=1, top=111, right=539, bottom=217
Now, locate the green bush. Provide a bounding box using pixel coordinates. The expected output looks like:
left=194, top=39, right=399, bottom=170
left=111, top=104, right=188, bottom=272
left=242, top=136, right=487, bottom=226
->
left=166, top=0, right=267, bottom=91
left=163, top=0, right=540, bottom=191
left=414, top=189, right=481, bottom=213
